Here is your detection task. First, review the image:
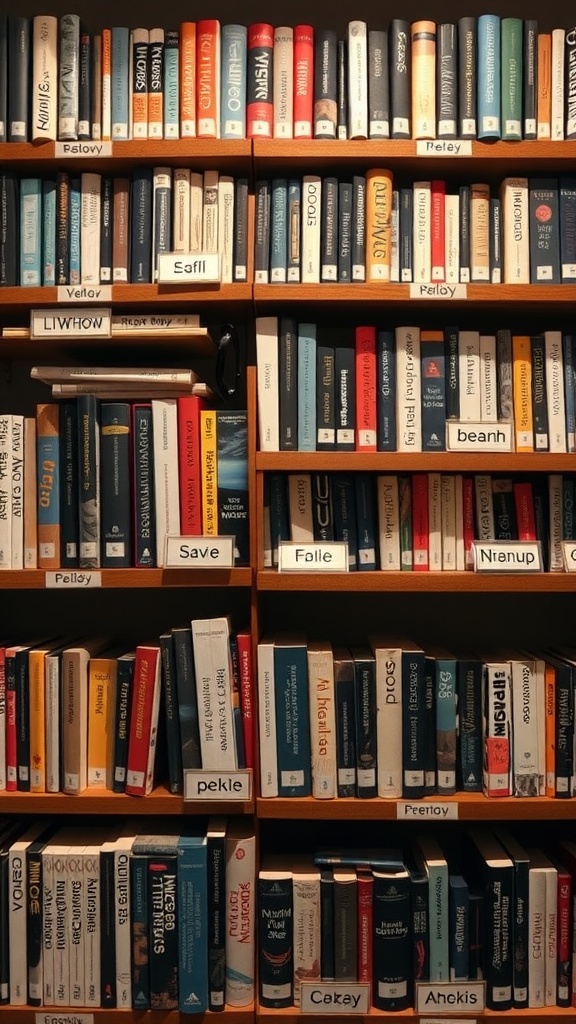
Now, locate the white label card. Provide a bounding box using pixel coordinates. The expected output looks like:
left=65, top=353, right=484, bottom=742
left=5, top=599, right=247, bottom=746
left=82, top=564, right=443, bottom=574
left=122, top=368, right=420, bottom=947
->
left=45, top=572, right=102, bottom=588
left=56, top=286, right=113, bottom=303
left=563, top=541, right=576, bottom=571
left=32, top=307, right=112, bottom=337
left=416, top=982, right=486, bottom=1014
left=278, top=542, right=349, bottom=572
left=397, top=801, right=458, bottom=820
left=164, top=535, right=235, bottom=567
left=301, top=984, right=370, bottom=1014
left=183, top=770, right=252, bottom=801
left=36, top=1016, right=94, bottom=1024
left=55, top=141, right=112, bottom=157
left=446, top=421, right=513, bottom=451
left=409, top=283, right=467, bottom=299
left=416, top=140, right=473, bottom=156
left=157, top=252, right=220, bottom=284
left=473, top=541, right=542, bottom=573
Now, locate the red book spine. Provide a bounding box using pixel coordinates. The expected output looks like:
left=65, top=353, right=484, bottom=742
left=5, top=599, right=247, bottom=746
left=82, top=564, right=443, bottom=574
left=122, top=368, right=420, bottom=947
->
left=236, top=631, right=254, bottom=769
left=431, top=179, right=446, bottom=281
left=247, top=23, right=274, bottom=137
left=556, top=867, right=572, bottom=1006
left=463, top=474, right=475, bottom=569
left=125, top=644, right=160, bottom=796
left=293, top=25, right=314, bottom=138
left=513, top=481, right=537, bottom=540
left=355, top=325, right=377, bottom=451
left=177, top=395, right=206, bottom=534
left=356, top=868, right=373, bottom=984
left=411, top=473, right=429, bottom=570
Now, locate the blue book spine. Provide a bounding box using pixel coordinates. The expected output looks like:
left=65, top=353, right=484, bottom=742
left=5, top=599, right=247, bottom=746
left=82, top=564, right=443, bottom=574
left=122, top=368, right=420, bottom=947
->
left=420, top=332, right=446, bottom=451
left=297, top=323, right=317, bottom=451
left=477, top=15, right=501, bottom=139
left=563, top=333, right=576, bottom=452
left=68, top=176, right=81, bottom=285
left=376, top=329, right=397, bottom=451
left=19, top=178, right=42, bottom=286
left=111, top=26, right=130, bottom=139
left=178, top=834, right=208, bottom=1013
left=287, top=179, right=301, bottom=282
left=270, top=178, right=288, bottom=283
left=354, top=472, right=377, bottom=570
left=434, top=655, right=457, bottom=794
left=402, top=646, right=427, bottom=799
left=163, top=30, right=180, bottom=139
left=332, top=473, right=358, bottom=570
left=220, top=24, right=247, bottom=138
left=273, top=636, right=312, bottom=796
left=456, top=658, right=483, bottom=791
left=448, top=875, right=469, bottom=982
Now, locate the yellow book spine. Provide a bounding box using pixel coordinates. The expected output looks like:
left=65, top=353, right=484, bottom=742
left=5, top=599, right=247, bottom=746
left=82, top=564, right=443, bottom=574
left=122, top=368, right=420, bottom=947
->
left=470, top=183, right=491, bottom=282
left=29, top=650, right=46, bottom=792
left=411, top=20, right=436, bottom=139
left=200, top=409, right=217, bottom=535
left=365, top=168, right=393, bottom=282
left=87, top=656, right=117, bottom=789
left=512, top=335, right=534, bottom=451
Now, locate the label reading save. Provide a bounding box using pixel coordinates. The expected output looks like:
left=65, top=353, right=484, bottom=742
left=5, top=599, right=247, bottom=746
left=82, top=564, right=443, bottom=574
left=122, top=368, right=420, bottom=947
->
left=164, top=536, right=235, bottom=567
left=183, top=770, right=251, bottom=801
left=278, top=542, right=349, bottom=572
left=157, top=253, right=220, bottom=283
left=301, top=983, right=370, bottom=1014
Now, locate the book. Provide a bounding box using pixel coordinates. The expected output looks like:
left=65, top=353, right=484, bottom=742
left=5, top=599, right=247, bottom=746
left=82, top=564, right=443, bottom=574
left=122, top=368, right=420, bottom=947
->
left=458, top=16, right=477, bottom=136
left=529, top=177, right=561, bottom=282
left=314, top=29, right=337, bottom=138
left=273, top=633, right=312, bottom=796
left=125, top=642, right=162, bottom=796
left=225, top=819, right=255, bottom=1006
left=258, top=854, right=293, bottom=1007
left=247, top=23, right=273, bottom=136
left=372, top=856, right=412, bottom=1009
left=477, top=14, right=501, bottom=139
left=177, top=826, right=208, bottom=1012
left=411, top=20, right=436, bottom=138
left=347, top=20, right=368, bottom=138
left=307, top=640, right=337, bottom=799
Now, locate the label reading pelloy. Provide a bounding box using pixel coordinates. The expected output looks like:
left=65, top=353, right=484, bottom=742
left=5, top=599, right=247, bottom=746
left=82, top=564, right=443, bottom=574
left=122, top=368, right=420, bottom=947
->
left=157, top=252, right=220, bottom=284
left=55, top=141, right=112, bottom=158
left=184, top=770, right=252, bottom=801
left=416, top=981, right=486, bottom=1014
left=164, top=536, right=235, bottom=567
left=301, top=983, right=370, bottom=1014
left=416, top=140, right=473, bottom=156
left=397, top=801, right=458, bottom=820
left=409, top=283, right=467, bottom=299
left=56, top=285, right=113, bottom=303
left=45, top=572, right=102, bottom=588
left=36, top=1015, right=94, bottom=1024
left=473, top=541, right=542, bottom=573
left=278, top=542, right=349, bottom=572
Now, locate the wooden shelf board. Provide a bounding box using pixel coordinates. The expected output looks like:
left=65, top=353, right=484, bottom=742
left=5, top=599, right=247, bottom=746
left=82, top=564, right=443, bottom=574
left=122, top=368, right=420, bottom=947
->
left=0, top=283, right=252, bottom=310
left=257, top=1008, right=576, bottom=1022
left=0, top=785, right=253, bottom=816
left=256, top=452, right=576, bottom=472
left=0, top=568, right=252, bottom=589
left=254, top=283, right=576, bottom=306
left=0, top=332, right=217, bottom=360
left=0, top=1005, right=254, bottom=1022
left=0, top=138, right=252, bottom=172
left=257, top=570, right=576, bottom=592
left=257, top=794, right=576, bottom=820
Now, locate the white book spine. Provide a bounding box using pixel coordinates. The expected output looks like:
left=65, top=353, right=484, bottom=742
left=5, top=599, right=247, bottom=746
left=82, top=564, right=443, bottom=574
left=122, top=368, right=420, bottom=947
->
left=58, top=13, right=80, bottom=140
left=501, top=177, right=529, bottom=283
left=42, top=849, right=55, bottom=1004
left=544, top=331, right=567, bottom=451
left=413, top=182, right=431, bottom=283
left=191, top=618, right=229, bottom=770
left=479, top=335, right=498, bottom=422
left=225, top=829, right=256, bottom=1006
left=0, top=415, right=13, bottom=568
left=544, top=864, right=558, bottom=1005
left=444, top=192, right=459, bottom=283
left=551, top=29, right=565, bottom=139
left=273, top=27, right=294, bottom=137
left=428, top=472, right=442, bottom=570
left=458, top=330, right=482, bottom=420
left=202, top=169, right=219, bottom=253
left=288, top=473, right=314, bottom=541
left=45, top=654, right=60, bottom=792
left=32, top=15, right=58, bottom=142
left=307, top=642, right=338, bottom=799
left=210, top=617, right=237, bottom=768
left=511, top=657, right=541, bottom=796
left=80, top=172, right=101, bottom=285
left=151, top=398, right=180, bottom=566
left=482, top=661, right=512, bottom=796
left=454, top=474, right=465, bottom=571
left=440, top=473, right=456, bottom=569
left=374, top=643, right=403, bottom=797
left=218, top=175, right=235, bottom=283
left=114, top=840, right=133, bottom=1007
left=53, top=846, right=70, bottom=1005
left=255, top=316, right=280, bottom=452
left=347, top=21, right=368, bottom=138
left=395, top=326, right=422, bottom=451
left=528, top=867, right=546, bottom=1006
left=301, top=175, right=321, bottom=282
left=548, top=473, right=564, bottom=571
left=67, top=846, right=84, bottom=1005
left=377, top=475, right=400, bottom=569
left=83, top=846, right=100, bottom=1006
left=8, top=843, right=29, bottom=1003
left=257, top=639, right=279, bottom=797
left=172, top=168, right=191, bottom=252
left=474, top=474, right=495, bottom=539
left=189, top=172, right=204, bottom=253
left=10, top=414, right=24, bottom=570
left=292, top=867, right=321, bottom=1005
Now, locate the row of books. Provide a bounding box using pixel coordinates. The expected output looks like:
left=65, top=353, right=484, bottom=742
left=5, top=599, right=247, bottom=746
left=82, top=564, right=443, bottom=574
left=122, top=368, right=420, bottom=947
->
left=0, top=396, right=249, bottom=571
left=0, top=814, right=255, bottom=1010
left=257, top=634, right=576, bottom=801
left=5, top=15, right=576, bottom=143
left=258, top=831, right=576, bottom=1011
left=254, top=173, right=576, bottom=286
left=0, top=169, right=248, bottom=287
left=257, top=320, right=576, bottom=453
left=0, top=617, right=253, bottom=797
left=265, top=471, right=573, bottom=573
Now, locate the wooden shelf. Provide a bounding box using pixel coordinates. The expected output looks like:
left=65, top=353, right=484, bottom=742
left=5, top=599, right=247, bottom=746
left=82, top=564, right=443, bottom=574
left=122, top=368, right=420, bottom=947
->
left=257, top=570, right=576, bottom=592
left=253, top=282, right=576, bottom=308
left=0, top=138, right=252, bottom=172
left=0, top=283, right=252, bottom=311
left=0, top=1006, right=254, bottom=1022
left=256, top=451, right=576, bottom=472
left=0, top=567, right=252, bottom=589
left=257, top=1008, right=576, bottom=1023
left=0, top=784, right=253, bottom=816
left=257, top=794, right=576, bottom=820
left=0, top=330, right=216, bottom=360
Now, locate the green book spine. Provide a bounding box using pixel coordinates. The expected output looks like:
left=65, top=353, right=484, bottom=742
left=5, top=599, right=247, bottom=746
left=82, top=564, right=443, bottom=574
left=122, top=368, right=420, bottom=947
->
left=501, top=18, right=523, bottom=141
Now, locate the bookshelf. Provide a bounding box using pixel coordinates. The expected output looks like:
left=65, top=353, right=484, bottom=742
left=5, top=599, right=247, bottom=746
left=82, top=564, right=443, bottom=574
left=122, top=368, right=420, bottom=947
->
left=2, top=0, right=576, bottom=1020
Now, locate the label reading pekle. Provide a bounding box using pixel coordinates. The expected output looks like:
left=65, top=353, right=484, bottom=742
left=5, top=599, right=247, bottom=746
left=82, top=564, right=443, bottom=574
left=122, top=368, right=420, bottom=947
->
left=409, top=283, right=467, bottom=299
left=562, top=541, right=576, bottom=571
left=157, top=252, right=220, bottom=284
left=416, top=982, right=486, bottom=1014
left=45, top=572, right=102, bottom=588
left=56, top=285, right=112, bottom=303
left=55, top=141, right=112, bottom=158
left=184, top=770, right=251, bottom=801
left=301, top=983, right=370, bottom=1014
left=473, top=541, right=542, bottom=573
left=397, top=801, right=458, bottom=820
left=31, top=307, right=112, bottom=338
left=446, top=420, right=513, bottom=451
left=416, top=140, right=473, bottom=156
left=36, top=1016, right=94, bottom=1024
left=164, top=536, right=235, bottom=567
left=278, top=542, right=349, bottom=572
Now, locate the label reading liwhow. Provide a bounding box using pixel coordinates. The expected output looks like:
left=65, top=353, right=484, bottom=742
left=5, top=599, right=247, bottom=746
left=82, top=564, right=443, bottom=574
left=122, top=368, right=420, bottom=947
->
left=563, top=541, right=576, bottom=571
left=409, top=283, right=467, bottom=299
left=278, top=542, right=349, bottom=572
left=301, top=984, right=370, bottom=1014
left=55, top=141, right=112, bottom=158
left=164, top=535, right=235, bottom=568
left=183, top=770, right=252, bottom=801
left=397, top=801, right=458, bottom=820
left=157, top=252, right=220, bottom=284
left=56, top=285, right=113, bottom=303
left=446, top=420, right=513, bottom=451
left=416, top=140, right=473, bottom=156
left=31, top=307, right=112, bottom=338
left=416, top=982, right=486, bottom=1014
left=45, top=572, right=102, bottom=588
left=473, top=541, right=542, bottom=573
left=36, top=1014, right=94, bottom=1024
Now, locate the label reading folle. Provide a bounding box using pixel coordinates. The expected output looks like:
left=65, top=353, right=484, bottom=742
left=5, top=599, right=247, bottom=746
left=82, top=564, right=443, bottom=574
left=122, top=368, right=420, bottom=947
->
left=278, top=542, right=349, bottom=572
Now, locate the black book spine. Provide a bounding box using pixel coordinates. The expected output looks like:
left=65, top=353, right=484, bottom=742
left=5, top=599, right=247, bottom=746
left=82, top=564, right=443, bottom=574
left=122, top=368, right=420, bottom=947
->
left=353, top=651, right=377, bottom=797
left=332, top=474, right=358, bottom=569
left=132, top=403, right=156, bottom=567
left=159, top=633, right=183, bottom=795
left=529, top=177, right=561, bottom=283
left=377, top=329, right=397, bottom=451
left=312, top=472, right=334, bottom=540
left=8, top=15, right=30, bottom=141
left=78, top=26, right=92, bottom=139
left=338, top=181, right=352, bottom=283
left=444, top=326, right=460, bottom=420
left=372, top=869, right=412, bottom=1009
left=100, top=174, right=113, bottom=282
left=100, top=401, right=131, bottom=568
left=490, top=196, right=502, bottom=283
left=457, top=17, right=477, bottom=137
left=467, top=888, right=484, bottom=980
left=0, top=17, right=7, bottom=143
left=279, top=317, right=298, bottom=451
left=523, top=20, right=538, bottom=138
left=402, top=650, right=426, bottom=799
left=337, top=39, right=347, bottom=139
left=254, top=178, right=271, bottom=284
left=15, top=647, right=30, bottom=791
left=530, top=334, right=550, bottom=450
left=172, top=626, right=202, bottom=770
left=390, top=20, right=411, bottom=138
left=566, top=27, right=576, bottom=139
left=533, top=477, right=550, bottom=569
left=437, top=23, right=457, bottom=139
left=399, top=187, right=412, bottom=282
left=559, top=175, right=576, bottom=280
left=131, top=853, right=150, bottom=1009
left=0, top=172, right=18, bottom=285
left=320, top=869, right=335, bottom=979
left=233, top=176, right=248, bottom=282
left=147, top=854, right=179, bottom=1010
left=207, top=828, right=226, bottom=1012
left=456, top=658, right=483, bottom=791
left=258, top=872, right=293, bottom=1007
left=408, top=863, right=430, bottom=987
left=268, top=472, right=289, bottom=567
left=423, top=658, right=436, bottom=794
left=111, top=655, right=134, bottom=793
left=129, top=167, right=153, bottom=283
left=59, top=400, right=79, bottom=568
left=316, top=345, right=336, bottom=450
left=333, top=871, right=357, bottom=981
left=459, top=185, right=471, bottom=283
left=314, top=28, right=337, bottom=138
left=352, top=175, right=366, bottom=282
left=99, top=845, right=116, bottom=1005
left=554, top=658, right=574, bottom=797
left=354, top=473, right=377, bottom=571
left=335, top=343, right=356, bottom=451
left=321, top=176, right=338, bottom=282
left=368, top=29, right=389, bottom=138
left=77, top=393, right=100, bottom=569
left=492, top=482, right=518, bottom=540
left=26, top=841, right=45, bottom=1005
left=334, top=653, right=357, bottom=795
left=56, top=171, right=70, bottom=286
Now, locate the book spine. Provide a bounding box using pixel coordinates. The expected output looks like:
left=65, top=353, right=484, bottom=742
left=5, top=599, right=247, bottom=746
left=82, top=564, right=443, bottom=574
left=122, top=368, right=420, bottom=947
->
left=179, top=22, right=196, bottom=137
left=111, top=26, right=129, bottom=139
left=347, top=21, right=368, bottom=138
left=333, top=344, right=355, bottom=446
left=196, top=20, right=220, bottom=138
left=501, top=18, right=523, bottom=140
left=293, top=25, right=314, bottom=138
left=366, top=168, right=393, bottom=282
left=273, top=639, right=312, bottom=796
left=270, top=177, right=288, bottom=283
left=368, top=29, right=389, bottom=138
left=301, top=175, right=321, bottom=283
left=131, top=28, right=149, bottom=139
left=314, top=29, right=337, bottom=138
left=355, top=325, right=377, bottom=452
left=523, top=20, right=538, bottom=138
left=477, top=14, right=501, bottom=139
left=32, top=15, right=58, bottom=142
left=372, top=869, right=411, bottom=1009
left=220, top=24, right=247, bottom=139
left=78, top=27, right=91, bottom=139
left=272, top=26, right=293, bottom=138
left=390, top=20, right=410, bottom=137
left=258, top=871, right=293, bottom=1007
left=58, top=13, right=79, bottom=140
left=337, top=39, right=347, bottom=140
left=529, top=177, right=561, bottom=283
left=353, top=653, right=377, bottom=798
left=338, top=180, right=352, bottom=282
left=376, top=330, right=396, bottom=451
left=225, top=828, right=255, bottom=1007
left=320, top=177, right=338, bottom=282
left=247, top=23, right=273, bottom=137
left=254, top=179, right=271, bottom=284
left=163, top=29, right=180, bottom=139
left=436, top=23, right=457, bottom=138
left=411, top=20, right=436, bottom=138
left=177, top=837, right=208, bottom=1012
left=458, top=17, right=477, bottom=136
left=147, top=854, right=178, bottom=1009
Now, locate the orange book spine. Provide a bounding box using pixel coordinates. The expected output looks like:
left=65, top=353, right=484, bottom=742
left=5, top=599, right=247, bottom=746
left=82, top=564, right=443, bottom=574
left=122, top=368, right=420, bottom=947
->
left=545, top=660, right=556, bottom=797
left=87, top=654, right=117, bottom=789
left=28, top=649, right=47, bottom=792
left=101, top=27, right=112, bottom=140
left=537, top=33, right=552, bottom=139
left=112, top=177, right=130, bottom=282
left=196, top=19, right=220, bottom=138
left=411, top=20, right=436, bottom=139
left=511, top=335, right=534, bottom=451
left=36, top=403, right=60, bottom=569
left=365, top=167, right=393, bottom=282
left=470, top=182, right=490, bottom=282
left=180, top=22, right=197, bottom=137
